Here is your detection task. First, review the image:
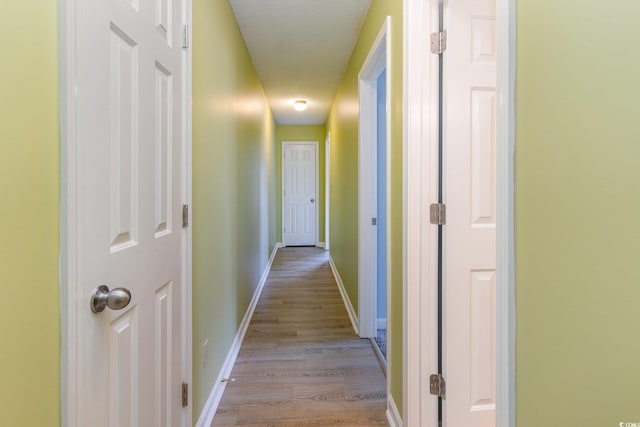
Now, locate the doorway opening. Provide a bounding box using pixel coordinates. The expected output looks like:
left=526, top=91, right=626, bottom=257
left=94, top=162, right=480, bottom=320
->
left=358, top=18, right=390, bottom=367
left=373, top=69, right=388, bottom=361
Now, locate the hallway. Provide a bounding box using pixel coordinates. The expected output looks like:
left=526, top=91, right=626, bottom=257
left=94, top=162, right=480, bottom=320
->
left=212, top=247, right=387, bottom=426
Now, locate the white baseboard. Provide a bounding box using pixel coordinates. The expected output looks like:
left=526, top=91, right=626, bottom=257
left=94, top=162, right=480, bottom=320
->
left=316, top=241, right=325, bottom=248
left=328, top=254, right=359, bottom=335
left=377, top=318, right=387, bottom=330
left=387, top=394, right=403, bottom=427
left=195, top=244, right=280, bottom=427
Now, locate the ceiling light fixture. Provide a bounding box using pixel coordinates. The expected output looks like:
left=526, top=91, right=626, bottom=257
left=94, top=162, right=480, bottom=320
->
left=293, top=99, right=308, bottom=111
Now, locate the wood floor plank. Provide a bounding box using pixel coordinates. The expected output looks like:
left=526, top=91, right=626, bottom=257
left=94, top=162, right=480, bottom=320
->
left=211, top=247, right=387, bottom=426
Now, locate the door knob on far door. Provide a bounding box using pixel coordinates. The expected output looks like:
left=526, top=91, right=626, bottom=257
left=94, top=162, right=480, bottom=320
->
left=310, top=198, right=315, bottom=203
left=90, top=285, right=132, bottom=313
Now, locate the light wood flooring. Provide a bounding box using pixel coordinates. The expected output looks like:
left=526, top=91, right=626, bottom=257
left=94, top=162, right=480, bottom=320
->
left=212, top=247, right=388, bottom=426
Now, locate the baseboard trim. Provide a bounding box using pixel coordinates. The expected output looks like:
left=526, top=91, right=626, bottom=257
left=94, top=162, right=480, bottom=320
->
left=316, top=241, right=325, bottom=248
left=195, top=244, right=280, bottom=427
left=387, top=394, right=403, bottom=427
left=328, top=254, right=359, bottom=335
left=369, top=337, right=387, bottom=377
left=377, top=318, right=387, bottom=330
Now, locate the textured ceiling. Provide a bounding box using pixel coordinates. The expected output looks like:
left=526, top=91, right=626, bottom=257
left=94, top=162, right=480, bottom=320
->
left=229, top=0, right=372, bottom=125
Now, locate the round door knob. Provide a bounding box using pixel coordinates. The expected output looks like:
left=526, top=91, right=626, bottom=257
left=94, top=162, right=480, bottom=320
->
left=90, top=285, right=132, bottom=313
left=310, top=198, right=315, bottom=203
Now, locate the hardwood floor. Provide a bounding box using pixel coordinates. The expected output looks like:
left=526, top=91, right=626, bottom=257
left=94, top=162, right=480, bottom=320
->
left=212, top=247, right=388, bottom=426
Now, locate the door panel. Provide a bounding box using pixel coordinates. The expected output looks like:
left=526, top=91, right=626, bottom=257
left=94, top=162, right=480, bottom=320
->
left=470, top=90, right=496, bottom=226
left=75, top=0, right=187, bottom=425
left=444, top=0, right=496, bottom=425
left=109, top=25, right=139, bottom=251
left=154, top=63, right=173, bottom=238
left=155, top=281, right=174, bottom=426
left=469, top=270, right=496, bottom=410
left=283, top=143, right=317, bottom=246
left=109, top=309, right=139, bottom=427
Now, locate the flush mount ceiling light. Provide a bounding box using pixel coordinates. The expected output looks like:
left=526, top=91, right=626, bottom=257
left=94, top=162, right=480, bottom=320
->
left=293, top=99, right=308, bottom=111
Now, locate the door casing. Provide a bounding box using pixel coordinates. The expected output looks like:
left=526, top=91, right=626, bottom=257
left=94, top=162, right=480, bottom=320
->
left=325, top=132, right=331, bottom=250
left=59, top=0, right=194, bottom=424
left=403, top=0, right=516, bottom=425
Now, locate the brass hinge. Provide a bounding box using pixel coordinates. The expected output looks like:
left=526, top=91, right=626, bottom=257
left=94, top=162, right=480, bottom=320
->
left=430, top=203, right=446, bottom=225
left=182, top=382, right=189, bottom=407
left=430, top=31, right=447, bottom=54
left=429, top=374, right=446, bottom=399
left=182, top=204, right=189, bottom=228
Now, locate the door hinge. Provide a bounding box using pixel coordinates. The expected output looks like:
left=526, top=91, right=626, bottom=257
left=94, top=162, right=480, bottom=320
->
left=182, top=24, right=190, bottom=49
left=182, top=204, right=189, bottom=228
left=182, top=382, right=189, bottom=407
left=371, top=217, right=377, bottom=226
left=430, top=203, right=446, bottom=225
left=430, top=31, right=447, bottom=54
left=429, top=374, right=446, bottom=399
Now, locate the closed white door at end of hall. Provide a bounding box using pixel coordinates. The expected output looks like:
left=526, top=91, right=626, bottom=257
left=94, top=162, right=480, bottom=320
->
left=283, top=143, right=317, bottom=246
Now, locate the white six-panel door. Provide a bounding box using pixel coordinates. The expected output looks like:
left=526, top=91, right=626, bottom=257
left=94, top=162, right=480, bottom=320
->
left=74, top=0, right=188, bottom=425
left=444, top=0, right=497, bottom=425
left=283, top=142, right=318, bottom=246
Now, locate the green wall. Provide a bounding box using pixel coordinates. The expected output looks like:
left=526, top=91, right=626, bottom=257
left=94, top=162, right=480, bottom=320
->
left=192, top=0, right=278, bottom=417
left=275, top=125, right=326, bottom=244
left=516, top=0, right=640, bottom=424
left=326, top=0, right=404, bottom=414
left=0, top=1, right=60, bottom=425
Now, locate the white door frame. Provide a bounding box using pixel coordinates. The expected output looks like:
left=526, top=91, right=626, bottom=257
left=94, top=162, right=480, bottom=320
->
left=58, top=0, right=193, bottom=425
left=281, top=141, right=320, bottom=247
left=403, top=0, right=516, bottom=425
left=325, top=132, right=331, bottom=250
left=358, top=17, right=391, bottom=340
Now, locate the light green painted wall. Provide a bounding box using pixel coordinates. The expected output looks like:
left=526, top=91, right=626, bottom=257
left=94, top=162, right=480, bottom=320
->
left=0, top=1, right=60, bottom=425
left=516, top=0, right=640, bottom=424
left=275, top=125, right=326, bottom=244
left=326, top=0, right=404, bottom=415
left=192, top=0, right=277, bottom=416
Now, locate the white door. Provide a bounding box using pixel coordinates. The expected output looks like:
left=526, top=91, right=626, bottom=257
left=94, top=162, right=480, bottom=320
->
left=283, top=142, right=318, bottom=246
left=73, top=0, right=188, bottom=424
left=444, top=0, right=497, bottom=425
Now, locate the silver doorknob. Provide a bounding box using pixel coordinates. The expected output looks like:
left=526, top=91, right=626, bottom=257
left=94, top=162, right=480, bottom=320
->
left=90, top=285, right=132, bottom=313
left=310, top=198, right=315, bottom=203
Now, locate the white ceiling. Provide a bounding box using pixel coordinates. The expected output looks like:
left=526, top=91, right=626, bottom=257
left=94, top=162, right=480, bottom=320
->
left=229, top=0, right=372, bottom=125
